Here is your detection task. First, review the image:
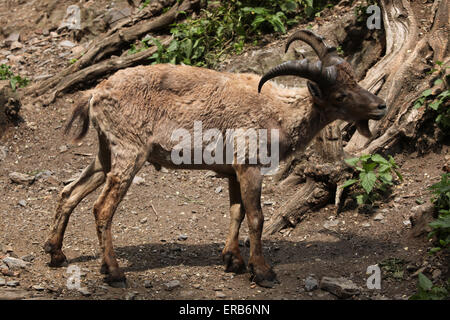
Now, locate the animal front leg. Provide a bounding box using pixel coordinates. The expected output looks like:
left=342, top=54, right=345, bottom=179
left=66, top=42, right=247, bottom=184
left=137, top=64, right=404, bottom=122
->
left=222, top=175, right=246, bottom=274
left=236, top=166, right=278, bottom=287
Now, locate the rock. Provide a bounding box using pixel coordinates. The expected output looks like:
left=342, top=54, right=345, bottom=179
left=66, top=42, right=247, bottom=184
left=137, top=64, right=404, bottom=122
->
left=0, top=278, right=5, bottom=286
left=215, top=291, right=226, bottom=298
left=58, top=5, right=82, bottom=31
left=10, top=41, right=23, bottom=50
left=178, top=234, right=188, bottom=241
left=410, top=203, right=434, bottom=237
left=78, top=287, right=91, bottom=297
left=304, top=276, right=319, bottom=292
left=0, top=146, right=8, bottom=161
left=59, top=145, right=68, bottom=153
left=9, top=172, right=35, bottom=185
left=144, top=280, right=153, bottom=288
left=2, top=257, right=29, bottom=270
left=320, top=277, right=360, bottom=299
left=133, top=176, right=145, bottom=185
left=20, top=254, right=35, bottom=262
left=125, top=291, right=138, bottom=300
left=432, top=269, right=442, bottom=280
left=18, top=200, right=27, bottom=207
left=323, top=220, right=339, bottom=229
left=59, top=40, right=76, bottom=48
left=140, top=217, right=148, bottom=224
left=373, top=213, right=384, bottom=221
left=32, top=285, right=45, bottom=291
left=164, top=280, right=181, bottom=291
left=4, top=32, right=20, bottom=46
left=215, top=186, right=223, bottom=193
left=0, top=288, right=31, bottom=300
left=6, top=280, right=20, bottom=287
left=35, top=170, right=53, bottom=181
left=362, top=222, right=371, bottom=228
left=4, top=245, right=13, bottom=253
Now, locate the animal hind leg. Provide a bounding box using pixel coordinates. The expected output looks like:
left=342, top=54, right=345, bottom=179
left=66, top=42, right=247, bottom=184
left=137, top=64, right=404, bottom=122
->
left=93, top=151, right=146, bottom=284
left=222, top=175, right=246, bottom=273
left=44, top=155, right=107, bottom=267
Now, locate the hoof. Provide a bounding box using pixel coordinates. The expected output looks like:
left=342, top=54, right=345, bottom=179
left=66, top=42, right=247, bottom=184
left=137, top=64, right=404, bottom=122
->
left=104, top=268, right=126, bottom=287
left=248, top=263, right=278, bottom=288
left=44, top=242, right=68, bottom=268
left=100, top=263, right=109, bottom=275
left=223, top=252, right=246, bottom=274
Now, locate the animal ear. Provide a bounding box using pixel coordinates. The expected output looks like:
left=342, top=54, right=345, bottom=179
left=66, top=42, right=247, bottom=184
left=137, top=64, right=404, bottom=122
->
left=307, top=81, right=325, bottom=106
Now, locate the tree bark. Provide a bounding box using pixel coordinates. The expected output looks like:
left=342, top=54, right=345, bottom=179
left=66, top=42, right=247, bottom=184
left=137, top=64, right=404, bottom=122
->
left=27, top=0, right=199, bottom=105
left=264, top=0, right=449, bottom=234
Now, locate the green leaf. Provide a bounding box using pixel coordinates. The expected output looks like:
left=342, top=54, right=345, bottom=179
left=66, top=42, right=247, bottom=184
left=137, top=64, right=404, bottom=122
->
left=345, top=157, right=360, bottom=167
left=418, top=273, right=433, bottom=291
left=434, top=79, right=443, bottom=86
left=360, top=171, right=377, bottom=194
left=371, top=154, right=390, bottom=165
left=422, top=89, right=432, bottom=97
left=340, top=179, right=358, bottom=189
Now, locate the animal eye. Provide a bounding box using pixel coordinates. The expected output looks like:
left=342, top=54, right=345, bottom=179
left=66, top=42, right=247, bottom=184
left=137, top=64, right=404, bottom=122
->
left=335, top=93, right=347, bottom=102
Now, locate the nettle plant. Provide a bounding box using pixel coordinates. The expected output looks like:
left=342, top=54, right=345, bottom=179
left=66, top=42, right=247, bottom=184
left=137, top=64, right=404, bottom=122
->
left=428, top=173, right=450, bottom=254
left=414, top=61, right=450, bottom=133
left=0, top=64, right=29, bottom=91
left=342, top=154, right=403, bottom=205
left=130, top=0, right=337, bottom=67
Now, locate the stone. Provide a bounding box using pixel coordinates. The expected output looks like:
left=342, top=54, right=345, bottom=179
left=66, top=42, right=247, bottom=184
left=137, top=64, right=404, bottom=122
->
left=133, top=176, right=145, bottom=185
left=10, top=41, right=23, bottom=50
left=215, top=186, right=223, bottom=194
left=0, top=146, right=8, bottom=161
left=320, top=277, right=360, bottom=299
left=4, top=32, right=20, bottom=46
left=140, top=217, right=148, bottom=224
left=178, top=234, right=188, bottom=241
left=58, top=5, right=81, bottom=31
left=215, top=291, right=226, bottom=298
left=6, top=280, right=20, bottom=287
left=164, top=280, right=181, bottom=291
left=9, top=172, right=35, bottom=185
left=78, top=287, right=91, bottom=297
left=32, top=285, right=45, bottom=291
left=304, top=276, right=319, bottom=292
left=144, top=280, right=153, bottom=288
left=323, top=220, right=339, bottom=229
left=59, top=40, right=76, bottom=48
left=0, top=288, right=30, bottom=300
left=2, top=256, right=29, bottom=270
left=20, top=254, right=35, bottom=262
left=0, top=278, right=5, bottom=286
left=18, top=200, right=27, bottom=207
left=373, top=213, right=384, bottom=221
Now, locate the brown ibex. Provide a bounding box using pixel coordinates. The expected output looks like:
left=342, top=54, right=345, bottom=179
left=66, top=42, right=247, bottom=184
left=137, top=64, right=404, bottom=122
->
left=44, top=30, right=386, bottom=287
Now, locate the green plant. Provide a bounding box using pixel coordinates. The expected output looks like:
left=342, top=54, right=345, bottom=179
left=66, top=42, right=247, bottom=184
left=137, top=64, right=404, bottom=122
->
left=129, top=1, right=338, bottom=67
left=428, top=173, right=450, bottom=253
left=0, top=64, right=29, bottom=91
left=341, top=154, right=403, bottom=205
left=409, top=273, right=449, bottom=300
left=140, top=0, right=151, bottom=10
left=414, top=61, right=450, bottom=132
left=379, top=258, right=405, bottom=280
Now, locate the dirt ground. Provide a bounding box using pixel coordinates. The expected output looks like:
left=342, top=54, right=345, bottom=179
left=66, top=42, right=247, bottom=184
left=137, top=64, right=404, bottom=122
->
left=0, top=0, right=448, bottom=300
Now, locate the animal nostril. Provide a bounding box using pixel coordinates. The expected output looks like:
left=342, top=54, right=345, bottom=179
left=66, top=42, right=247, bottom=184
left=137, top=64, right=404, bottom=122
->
left=378, top=104, right=387, bottom=110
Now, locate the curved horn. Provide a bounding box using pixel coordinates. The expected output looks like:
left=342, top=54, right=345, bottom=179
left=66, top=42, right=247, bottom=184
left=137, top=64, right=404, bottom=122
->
left=258, top=59, right=337, bottom=93
left=285, top=30, right=343, bottom=66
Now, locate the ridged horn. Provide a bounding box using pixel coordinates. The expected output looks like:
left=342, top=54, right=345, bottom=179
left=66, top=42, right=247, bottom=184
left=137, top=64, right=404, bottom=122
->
left=258, top=59, right=337, bottom=93
left=285, top=29, right=343, bottom=67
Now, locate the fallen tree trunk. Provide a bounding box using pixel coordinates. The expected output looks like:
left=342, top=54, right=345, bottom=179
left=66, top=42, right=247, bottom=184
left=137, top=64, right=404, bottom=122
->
left=264, top=0, right=449, bottom=234
left=28, top=0, right=200, bottom=105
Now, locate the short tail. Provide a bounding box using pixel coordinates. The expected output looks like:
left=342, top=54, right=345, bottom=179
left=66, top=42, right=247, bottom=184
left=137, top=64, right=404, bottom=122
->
left=64, top=93, right=92, bottom=142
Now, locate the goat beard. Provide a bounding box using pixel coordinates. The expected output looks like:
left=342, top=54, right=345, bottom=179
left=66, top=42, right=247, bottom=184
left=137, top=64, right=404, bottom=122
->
left=355, top=120, right=372, bottom=138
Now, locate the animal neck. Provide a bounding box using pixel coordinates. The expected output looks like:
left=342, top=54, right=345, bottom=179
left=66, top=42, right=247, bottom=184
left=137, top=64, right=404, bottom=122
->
left=281, top=97, right=335, bottom=155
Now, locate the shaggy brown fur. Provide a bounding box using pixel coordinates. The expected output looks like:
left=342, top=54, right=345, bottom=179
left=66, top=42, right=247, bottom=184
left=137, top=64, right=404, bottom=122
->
left=45, top=62, right=386, bottom=287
